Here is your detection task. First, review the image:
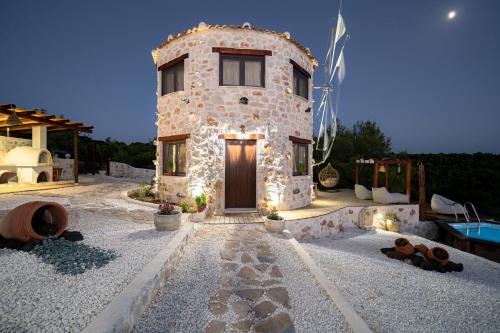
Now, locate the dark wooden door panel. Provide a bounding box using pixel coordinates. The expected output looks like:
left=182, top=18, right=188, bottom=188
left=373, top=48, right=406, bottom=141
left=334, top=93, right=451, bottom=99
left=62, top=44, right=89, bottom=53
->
left=225, top=140, right=256, bottom=209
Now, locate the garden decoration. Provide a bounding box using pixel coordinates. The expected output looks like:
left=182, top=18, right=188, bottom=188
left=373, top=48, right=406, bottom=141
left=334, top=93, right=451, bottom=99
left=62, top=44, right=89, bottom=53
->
left=154, top=203, right=181, bottom=231
left=318, top=162, right=340, bottom=189
left=385, top=213, right=401, bottom=232
left=0, top=201, right=68, bottom=242
left=381, top=240, right=462, bottom=273
left=394, top=237, right=414, bottom=256
left=264, top=207, right=286, bottom=233
left=191, top=193, right=208, bottom=222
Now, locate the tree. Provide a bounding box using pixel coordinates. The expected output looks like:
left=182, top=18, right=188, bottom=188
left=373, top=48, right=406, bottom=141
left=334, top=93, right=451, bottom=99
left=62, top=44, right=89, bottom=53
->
left=313, top=120, right=392, bottom=188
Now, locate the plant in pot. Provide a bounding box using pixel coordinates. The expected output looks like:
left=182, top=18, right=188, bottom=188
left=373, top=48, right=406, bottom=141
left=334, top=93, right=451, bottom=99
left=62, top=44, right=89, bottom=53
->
left=264, top=207, right=286, bottom=233
left=385, top=213, right=401, bottom=232
left=298, top=162, right=306, bottom=175
left=166, top=160, right=174, bottom=176
left=394, top=237, right=414, bottom=256
left=154, top=203, right=181, bottom=231
left=180, top=200, right=195, bottom=223
left=191, top=193, right=207, bottom=222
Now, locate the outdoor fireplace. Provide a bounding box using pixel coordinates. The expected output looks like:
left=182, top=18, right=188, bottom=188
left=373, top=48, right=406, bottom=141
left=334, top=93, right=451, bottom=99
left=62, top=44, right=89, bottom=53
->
left=3, top=146, right=53, bottom=184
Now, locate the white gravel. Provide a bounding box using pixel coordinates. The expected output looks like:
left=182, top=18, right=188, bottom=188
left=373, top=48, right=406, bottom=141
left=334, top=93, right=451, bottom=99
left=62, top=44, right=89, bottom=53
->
left=269, top=234, right=352, bottom=333
left=0, top=178, right=177, bottom=332
left=133, top=226, right=224, bottom=333
left=301, top=229, right=500, bottom=333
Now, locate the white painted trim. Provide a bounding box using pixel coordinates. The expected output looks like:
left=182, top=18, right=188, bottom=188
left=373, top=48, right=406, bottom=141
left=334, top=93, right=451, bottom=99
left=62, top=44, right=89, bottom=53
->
left=284, top=230, right=373, bottom=333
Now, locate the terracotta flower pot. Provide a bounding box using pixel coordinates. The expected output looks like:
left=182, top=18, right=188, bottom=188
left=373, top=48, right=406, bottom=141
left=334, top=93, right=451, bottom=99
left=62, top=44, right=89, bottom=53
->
left=0, top=201, right=68, bottom=242
left=394, top=237, right=414, bottom=256
left=427, top=247, right=449, bottom=265
left=414, top=244, right=429, bottom=255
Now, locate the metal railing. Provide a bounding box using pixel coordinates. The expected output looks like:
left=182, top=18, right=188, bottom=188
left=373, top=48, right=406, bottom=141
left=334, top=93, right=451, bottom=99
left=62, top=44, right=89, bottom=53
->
left=464, top=202, right=481, bottom=236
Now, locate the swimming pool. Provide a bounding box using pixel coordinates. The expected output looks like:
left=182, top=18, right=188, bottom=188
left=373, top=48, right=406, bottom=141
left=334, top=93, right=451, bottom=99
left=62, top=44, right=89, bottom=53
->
left=449, top=222, right=500, bottom=244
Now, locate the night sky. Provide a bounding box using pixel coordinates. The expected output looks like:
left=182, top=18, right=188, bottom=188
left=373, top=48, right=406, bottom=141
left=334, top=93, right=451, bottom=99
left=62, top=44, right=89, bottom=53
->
left=1, top=0, right=499, bottom=153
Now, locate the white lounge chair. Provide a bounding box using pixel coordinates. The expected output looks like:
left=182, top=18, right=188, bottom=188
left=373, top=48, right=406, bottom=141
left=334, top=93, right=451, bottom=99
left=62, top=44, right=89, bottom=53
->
left=372, top=187, right=409, bottom=204
left=431, top=194, right=465, bottom=215
left=354, top=184, right=372, bottom=200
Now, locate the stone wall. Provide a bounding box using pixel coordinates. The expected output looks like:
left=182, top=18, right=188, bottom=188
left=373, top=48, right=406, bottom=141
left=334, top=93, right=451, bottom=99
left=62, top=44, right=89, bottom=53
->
left=109, top=161, right=155, bottom=183
left=154, top=24, right=315, bottom=211
left=0, top=136, right=31, bottom=164
left=53, top=157, right=74, bottom=181
left=285, top=204, right=421, bottom=240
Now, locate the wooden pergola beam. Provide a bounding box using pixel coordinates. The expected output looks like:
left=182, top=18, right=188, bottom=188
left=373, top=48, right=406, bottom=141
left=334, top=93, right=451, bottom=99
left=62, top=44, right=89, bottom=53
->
left=0, top=105, right=93, bottom=133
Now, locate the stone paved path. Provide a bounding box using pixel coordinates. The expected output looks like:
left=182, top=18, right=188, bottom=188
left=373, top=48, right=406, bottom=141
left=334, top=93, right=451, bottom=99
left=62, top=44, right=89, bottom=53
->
left=205, top=227, right=294, bottom=333
left=134, top=224, right=352, bottom=333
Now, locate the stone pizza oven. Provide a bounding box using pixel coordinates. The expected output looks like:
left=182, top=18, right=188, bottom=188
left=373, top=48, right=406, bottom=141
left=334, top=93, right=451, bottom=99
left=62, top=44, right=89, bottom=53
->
left=152, top=22, right=317, bottom=212
left=0, top=104, right=94, bottom=186
left=1, top=126, right=53, bottom=184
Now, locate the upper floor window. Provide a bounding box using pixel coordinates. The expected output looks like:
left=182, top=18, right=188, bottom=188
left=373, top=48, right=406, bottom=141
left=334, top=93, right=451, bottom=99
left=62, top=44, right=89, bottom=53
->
left=220, top=55, right=265, bottom=87
left=162, top=140, right=186, bottom=176
left=291, top=60, right=310, bottom=100
left=159, top=54, right=188, bottom=96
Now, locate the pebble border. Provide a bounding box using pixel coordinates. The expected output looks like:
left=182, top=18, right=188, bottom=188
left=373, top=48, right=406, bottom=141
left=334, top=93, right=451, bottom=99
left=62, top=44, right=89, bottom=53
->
left=81, top=223, right=195, bottom=333
left=283, top=230, right=373, bottom=333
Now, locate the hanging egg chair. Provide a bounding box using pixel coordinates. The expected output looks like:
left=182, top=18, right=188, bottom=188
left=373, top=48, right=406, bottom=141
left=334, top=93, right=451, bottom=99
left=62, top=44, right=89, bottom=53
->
left=318, top=163, right=340, bottom=189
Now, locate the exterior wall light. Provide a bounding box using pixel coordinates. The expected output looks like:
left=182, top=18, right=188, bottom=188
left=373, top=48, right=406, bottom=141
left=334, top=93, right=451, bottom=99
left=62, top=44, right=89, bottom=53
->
left=305, top=107, right=311, bottom=113
left=239, top=97, right=248, bottom=105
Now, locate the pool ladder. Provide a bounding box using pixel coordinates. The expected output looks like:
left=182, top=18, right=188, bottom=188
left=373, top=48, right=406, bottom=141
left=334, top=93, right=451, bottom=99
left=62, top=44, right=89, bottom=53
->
left=461, top=202, right=482, bottom=236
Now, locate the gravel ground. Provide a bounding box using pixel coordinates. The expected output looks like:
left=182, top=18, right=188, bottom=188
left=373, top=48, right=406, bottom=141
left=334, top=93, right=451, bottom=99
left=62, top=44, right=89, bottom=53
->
left=301, top=229, right=500, bottom=333
left=269, top=235, right=352, bottom=333
left=134, top=225, right=353, bottom=333
left=0, top=177, right=178, bottom=332
left=133, top=226, right=224, bottom=333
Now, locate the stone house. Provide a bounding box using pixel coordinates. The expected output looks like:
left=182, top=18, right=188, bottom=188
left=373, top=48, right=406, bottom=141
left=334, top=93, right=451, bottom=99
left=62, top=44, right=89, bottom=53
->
left=152, top=22, right=317, bottom=213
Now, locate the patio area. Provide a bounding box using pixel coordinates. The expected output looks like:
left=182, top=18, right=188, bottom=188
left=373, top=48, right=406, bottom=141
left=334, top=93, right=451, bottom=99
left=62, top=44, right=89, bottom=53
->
left=280, top=189, right=408, bottom=220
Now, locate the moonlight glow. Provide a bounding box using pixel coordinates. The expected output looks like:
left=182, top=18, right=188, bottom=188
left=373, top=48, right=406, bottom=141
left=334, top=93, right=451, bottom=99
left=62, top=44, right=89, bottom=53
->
left=448, top=11, right=457, bottom=20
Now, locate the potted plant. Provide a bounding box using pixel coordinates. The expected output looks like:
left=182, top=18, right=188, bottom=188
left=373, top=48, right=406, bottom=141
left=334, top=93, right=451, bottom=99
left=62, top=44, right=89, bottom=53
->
left=394, top=237, right=414, bottom=256
left=427, top=247, right=449, bottom=265
left=179, top=200, right=195, bottom=223
left=154, top=203, right=181, bottom=231
left=191, top=193, right=207, bottom=222
left=298, top=162, right=306, bottom=175
left=264, top=207, right=286, bottom=233
left=166, top=160, right=174, bottom=176
left=385, top=213, right=401, bottom=232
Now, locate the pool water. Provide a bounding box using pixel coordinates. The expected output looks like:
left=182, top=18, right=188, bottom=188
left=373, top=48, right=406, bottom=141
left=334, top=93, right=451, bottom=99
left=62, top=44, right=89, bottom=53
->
left=450, top=222, right=500, bottom=243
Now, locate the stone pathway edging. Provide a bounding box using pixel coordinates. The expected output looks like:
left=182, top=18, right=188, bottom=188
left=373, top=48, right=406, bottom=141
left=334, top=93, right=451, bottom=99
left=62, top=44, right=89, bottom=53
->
left=284, top=230, right=373, bottom=333
left=119, top=189, right=159, bottom=209
left=81, top=223, right=195, bottom=333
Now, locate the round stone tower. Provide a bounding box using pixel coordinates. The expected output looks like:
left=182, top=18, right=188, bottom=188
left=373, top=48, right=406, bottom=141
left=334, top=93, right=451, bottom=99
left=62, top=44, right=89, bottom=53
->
left=152, top=22, right=317, bottom=213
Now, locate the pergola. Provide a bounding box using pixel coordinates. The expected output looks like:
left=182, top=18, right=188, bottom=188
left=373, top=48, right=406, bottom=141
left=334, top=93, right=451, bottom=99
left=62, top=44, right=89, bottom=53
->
left=0, top=104, right=93, bottom=183
left=355, top=158, right=412, bottom=197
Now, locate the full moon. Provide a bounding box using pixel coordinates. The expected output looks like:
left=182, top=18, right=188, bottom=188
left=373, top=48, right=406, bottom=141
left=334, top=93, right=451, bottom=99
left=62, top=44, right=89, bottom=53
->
left=448, top=11, right=457, bottom=20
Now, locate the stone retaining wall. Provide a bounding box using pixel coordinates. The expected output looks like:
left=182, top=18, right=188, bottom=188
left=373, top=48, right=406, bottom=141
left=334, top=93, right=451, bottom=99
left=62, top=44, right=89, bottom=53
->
left=53, top=157, right=74, bottom=181
left=109, top=161, right=155, bottom=183
left=285, top=204, right=421, bottom=240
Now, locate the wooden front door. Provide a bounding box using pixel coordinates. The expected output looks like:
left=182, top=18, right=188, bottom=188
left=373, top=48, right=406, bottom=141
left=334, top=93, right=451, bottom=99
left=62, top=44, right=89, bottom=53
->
left=225, top=140, right=257, bottom=209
